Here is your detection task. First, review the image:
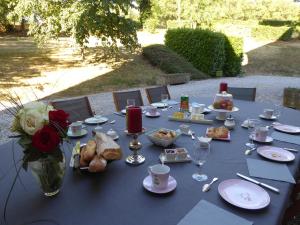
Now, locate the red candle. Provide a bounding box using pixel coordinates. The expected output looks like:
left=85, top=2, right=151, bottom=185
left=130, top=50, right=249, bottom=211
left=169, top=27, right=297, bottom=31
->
left=219, top=82, right=228, bottom=93
left=127, top=106, right=142, bottom=134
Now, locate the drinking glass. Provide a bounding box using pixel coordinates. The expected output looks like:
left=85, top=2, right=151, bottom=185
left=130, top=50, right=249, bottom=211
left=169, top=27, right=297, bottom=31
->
left=191, top=141, right=210, bottom=182
left=245, top=119, right=260, bottom=149
left=161, top=94, right=169, bottom=105
left=274, top=103, right=281, bottom=119
left=127, top=99, right=135, bottom=108
left=94, top=114, right=103, bottom=132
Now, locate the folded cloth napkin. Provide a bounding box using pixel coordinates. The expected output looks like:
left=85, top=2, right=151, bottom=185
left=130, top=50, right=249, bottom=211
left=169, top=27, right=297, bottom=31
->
left=247, top=158, right=295, bottom=184
left=177, top=200, right=253, bottom=225
left=272, top=131, right=300, bottom=146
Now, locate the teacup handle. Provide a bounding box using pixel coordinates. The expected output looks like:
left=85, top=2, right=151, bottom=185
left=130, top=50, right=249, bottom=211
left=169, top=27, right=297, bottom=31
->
left=148, top=166, right=153, bottom=175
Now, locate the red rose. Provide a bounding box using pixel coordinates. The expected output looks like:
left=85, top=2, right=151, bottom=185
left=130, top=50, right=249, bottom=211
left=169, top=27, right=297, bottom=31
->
left=32, top=125, right=60, bottom=153
left=49, top=110, right=69, bottom=130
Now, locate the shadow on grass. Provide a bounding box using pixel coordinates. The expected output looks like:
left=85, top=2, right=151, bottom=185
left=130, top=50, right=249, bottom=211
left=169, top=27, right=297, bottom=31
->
left=45, top=53, right=166, bottom=100
left=243, top=40, right=300, bottom=76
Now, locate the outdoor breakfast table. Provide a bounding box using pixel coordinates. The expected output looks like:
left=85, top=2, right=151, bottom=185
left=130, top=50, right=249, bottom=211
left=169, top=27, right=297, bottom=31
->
left=0, top=97, right=299, bottom=225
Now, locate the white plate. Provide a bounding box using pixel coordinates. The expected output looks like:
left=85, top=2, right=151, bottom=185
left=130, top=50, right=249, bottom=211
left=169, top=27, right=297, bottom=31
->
left=218, top=179, right=270, bottom=210
left=67, top=129, right=88, bottom=138
left=145, top=112, right=161, bottom=118
left=151, top=102, right=168, bottom=108
left=259, top=114, right=277, bottom=120
left=121, top=109, right=126, bottom=114
left=143, top=175, right=177, bottom=194
left=250, top=135, right=273, bottom=143
left=208, top=105, right=239, bottom=113
left=85, top=117, right=108, bottom=124
left=257, top=146, right=295, bottom=162
left=273, top=123, right=300, bottom=134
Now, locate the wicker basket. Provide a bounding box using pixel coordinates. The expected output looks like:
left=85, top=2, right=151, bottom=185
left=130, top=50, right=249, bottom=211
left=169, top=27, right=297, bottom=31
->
left=283, top=88, right=300, bottom=110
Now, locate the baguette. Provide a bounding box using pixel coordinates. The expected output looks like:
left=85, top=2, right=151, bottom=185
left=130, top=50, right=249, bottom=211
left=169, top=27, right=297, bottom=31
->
left=95, top=132, right=122, bottom=160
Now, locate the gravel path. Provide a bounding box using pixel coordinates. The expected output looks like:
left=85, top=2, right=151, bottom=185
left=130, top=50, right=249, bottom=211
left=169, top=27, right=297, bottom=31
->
left=1, top=75, right=300, bottom=144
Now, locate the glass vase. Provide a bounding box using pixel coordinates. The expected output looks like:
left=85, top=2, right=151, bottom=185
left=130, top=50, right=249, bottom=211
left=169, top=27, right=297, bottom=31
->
left=29, top=154, right=66, bottom=197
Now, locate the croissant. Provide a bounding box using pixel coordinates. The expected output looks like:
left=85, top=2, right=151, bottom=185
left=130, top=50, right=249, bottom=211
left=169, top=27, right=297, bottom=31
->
left=88, top=155, right=107, bottom=172
left=83, top=140, right=96, bottom=161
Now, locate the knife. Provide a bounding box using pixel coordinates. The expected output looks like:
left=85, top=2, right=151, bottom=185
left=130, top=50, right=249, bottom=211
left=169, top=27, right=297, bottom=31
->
left=113, top=112, right=125, bottom=117
left=283, top=147, right=298, bottom=153
left=236, top=173, right=280, bottom=193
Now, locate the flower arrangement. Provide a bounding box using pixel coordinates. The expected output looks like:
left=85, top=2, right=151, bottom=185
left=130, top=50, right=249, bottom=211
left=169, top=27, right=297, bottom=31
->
left=11, top=101, right=69, bottom=169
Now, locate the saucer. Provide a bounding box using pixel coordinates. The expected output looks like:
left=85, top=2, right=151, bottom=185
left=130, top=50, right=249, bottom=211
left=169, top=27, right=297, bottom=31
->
left=259, top=114, right=277, bottom=120
left=145, top=112, right=160, bottom=118
left=121, top=109, right=126, bottom=114
left=143, top=175, right=177, bottom=194
left=85, top=117, right=108, bottom=125
left=67, top=129, right=88, bottom=138
left=151, top=102, right=168, bottom=108
left=250, top=134, right=273, bottom=143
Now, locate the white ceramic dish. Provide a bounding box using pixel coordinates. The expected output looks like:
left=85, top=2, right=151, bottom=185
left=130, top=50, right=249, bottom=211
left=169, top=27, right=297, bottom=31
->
left=273, top=123, right=300, bottom=134
left=257, top=146, right=295, bottom=162
left=145, top=112, right=161, bottom=118
left=250, top=134, right=273, bottom=143
left=67, top=129, right=88, bottom=138
left=146, top=129, right=181, bottom=147
left=143, top=175, right=177, bottom=194
left=85, top=117, right=108, bottom=124
left=259, top=114, right=277, bottom=120
left=151, top=102, right=168, bottom=108
left=218, top=179, right=270, bottom=210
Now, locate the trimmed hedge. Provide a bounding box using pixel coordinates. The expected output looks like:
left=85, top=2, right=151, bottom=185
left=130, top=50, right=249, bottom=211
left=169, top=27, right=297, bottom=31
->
left=142, top=44, right=208, bottom=80
left=165, top=28, right=243, bottom=77
left=224, top=36, right=244, bottom=76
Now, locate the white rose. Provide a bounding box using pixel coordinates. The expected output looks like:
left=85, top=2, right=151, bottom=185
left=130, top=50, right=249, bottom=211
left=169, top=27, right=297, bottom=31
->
left=23, top=102, right=53, bottom=116
left=19, top=109, right=46, bottom=135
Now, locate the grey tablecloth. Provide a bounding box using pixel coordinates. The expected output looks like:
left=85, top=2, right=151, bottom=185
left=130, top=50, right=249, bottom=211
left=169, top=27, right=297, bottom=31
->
left=0, top=98, right=299, bottom=225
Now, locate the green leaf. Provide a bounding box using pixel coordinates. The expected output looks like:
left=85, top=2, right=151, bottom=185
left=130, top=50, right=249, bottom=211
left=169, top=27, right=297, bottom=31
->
left=17, top=136, right=32, bottom=149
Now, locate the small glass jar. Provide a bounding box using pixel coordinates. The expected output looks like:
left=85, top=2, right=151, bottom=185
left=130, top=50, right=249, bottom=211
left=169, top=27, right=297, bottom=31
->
left=224, top=115, right=236, bottom=130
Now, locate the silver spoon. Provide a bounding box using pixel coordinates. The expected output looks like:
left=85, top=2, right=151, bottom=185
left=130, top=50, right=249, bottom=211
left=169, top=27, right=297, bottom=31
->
left=110, top=120, right=116, bottom=124
left=202, top=177, right=218, bottom=192
left=245, top=146, right=257, bottom=155
left=189, top=130, right=195, bottom=140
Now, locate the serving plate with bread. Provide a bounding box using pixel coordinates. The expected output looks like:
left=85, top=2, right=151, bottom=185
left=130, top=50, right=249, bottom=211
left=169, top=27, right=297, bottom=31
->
left=206, top=126, right=230, bottom=141
left=146, top=128, right=181, bottom=147
left=71, top=132, right=122, bottom=172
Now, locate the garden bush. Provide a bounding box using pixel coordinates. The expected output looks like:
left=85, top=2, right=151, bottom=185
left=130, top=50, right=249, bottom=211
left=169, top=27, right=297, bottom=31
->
left=142, top=44, right=208, bottom=80
left=165, top=28, right=243, bottom=77
left=165, top=28, right=225, bottom=76
left=224, top=36, right=244, bottom=76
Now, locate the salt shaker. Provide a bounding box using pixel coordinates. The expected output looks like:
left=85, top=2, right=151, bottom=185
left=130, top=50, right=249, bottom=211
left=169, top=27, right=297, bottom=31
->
left=224, top=115, right=235, bottom=130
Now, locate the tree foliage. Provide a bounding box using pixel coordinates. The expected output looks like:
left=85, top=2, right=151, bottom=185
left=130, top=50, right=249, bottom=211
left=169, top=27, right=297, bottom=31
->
left=145, top=0, right=300, bottom=30
left=11, top=0, right=151, bottom=50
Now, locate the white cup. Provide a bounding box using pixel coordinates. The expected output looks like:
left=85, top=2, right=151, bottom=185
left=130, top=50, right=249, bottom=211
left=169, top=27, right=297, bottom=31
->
left=70, top=121, right=83, bottom=135
left=192, top=104, right=205, bottom=114
left=148, top=106, right=157, bottom=115
left=148, top=164, right=170, bottom=189
left=255, top=126, right=268, bottom=142
left=263, top=109, right=274, bottom=118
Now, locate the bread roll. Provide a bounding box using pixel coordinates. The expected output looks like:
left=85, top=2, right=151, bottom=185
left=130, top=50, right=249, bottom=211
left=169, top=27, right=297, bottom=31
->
left=83, top=140, right=96, bottom=161
left=88, top=155, right=107, bottom=172
left=95, top=133, right=122, bottom=160
left=79, top=147, right=89, bottom=167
